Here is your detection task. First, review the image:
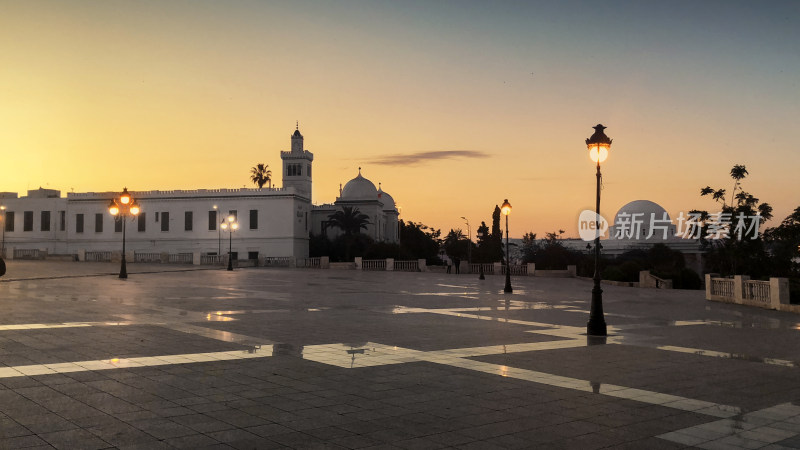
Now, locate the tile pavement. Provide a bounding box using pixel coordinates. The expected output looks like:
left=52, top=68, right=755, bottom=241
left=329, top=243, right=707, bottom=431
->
left=0, top=260, right=799, bottom=448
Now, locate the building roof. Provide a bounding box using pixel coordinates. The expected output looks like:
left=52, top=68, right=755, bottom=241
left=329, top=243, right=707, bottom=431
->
left=340, top=170, right=378, bottom=202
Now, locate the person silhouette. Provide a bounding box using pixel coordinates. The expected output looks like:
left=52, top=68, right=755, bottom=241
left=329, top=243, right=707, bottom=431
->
left=453, top=256, right=460, bottom=274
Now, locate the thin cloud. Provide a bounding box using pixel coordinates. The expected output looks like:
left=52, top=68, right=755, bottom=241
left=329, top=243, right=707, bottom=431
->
left=369, top=150, right=490, bottom=166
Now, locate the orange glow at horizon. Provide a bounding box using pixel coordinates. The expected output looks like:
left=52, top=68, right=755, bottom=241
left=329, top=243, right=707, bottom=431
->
left=0, top=2, right=797, bottom=238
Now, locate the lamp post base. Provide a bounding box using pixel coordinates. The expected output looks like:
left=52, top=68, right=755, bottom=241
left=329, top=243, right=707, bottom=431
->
left=479, top=264, right=485, bottom=280
left=227, top=257, right=233, bottom=271
left=119, top=257, right=128, bottom=279
left=504, top=271, right=512, bottom=293
left=587, top=284, right=607, bottom=336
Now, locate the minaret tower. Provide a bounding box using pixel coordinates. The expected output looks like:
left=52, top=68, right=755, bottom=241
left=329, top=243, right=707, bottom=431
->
left=280, top=122, right=314, bottom=198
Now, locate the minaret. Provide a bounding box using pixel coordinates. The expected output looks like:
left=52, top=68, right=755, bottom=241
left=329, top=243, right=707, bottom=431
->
left=281, top=123, right=314, bottom=198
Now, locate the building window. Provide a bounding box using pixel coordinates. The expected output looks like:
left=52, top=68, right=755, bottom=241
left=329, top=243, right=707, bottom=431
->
left=248, top=251, right=259, bottom=260
left=249, top=209, right=257, bottom=230
left=59, top=211, right=65, bottom=231
left=41, top=211, right=51, bottom=232
left=76, top=214, right=84, bottom=233
left=185, top=211, right=193, bottom=231
left=95, top=213, right=103, bottom=233
left=138, top=213, right=146, bottom=232
left=287, top=164, right=302, bottom=176
left=161, top=212, right=169, bottom=232
left=114, top=217, right=122, bottom=233
left=208, top=210, right=217, bottom=231
left=23, top=211, right=33, bottom=231
left=4, top=212, right=13, bottom=232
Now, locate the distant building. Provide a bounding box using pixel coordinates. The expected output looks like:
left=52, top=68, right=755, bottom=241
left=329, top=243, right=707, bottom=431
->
left=0, top=127, right=399, bottom=260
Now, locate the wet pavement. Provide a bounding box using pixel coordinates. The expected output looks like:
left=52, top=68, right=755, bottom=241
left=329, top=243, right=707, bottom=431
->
left=1, top=260, right=800, bottom=449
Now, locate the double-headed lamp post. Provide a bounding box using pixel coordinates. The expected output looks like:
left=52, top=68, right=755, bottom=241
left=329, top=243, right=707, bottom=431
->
left=220, top=215, right=239, bottom=271
left=108, top=188, right=140, bottom=279
left=586, top=124, right=612, bottom=337
left=501, top=199, right=512, bottom=293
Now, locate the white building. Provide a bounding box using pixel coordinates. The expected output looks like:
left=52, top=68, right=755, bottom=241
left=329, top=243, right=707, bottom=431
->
left=0, top=127, right=399, bottom=260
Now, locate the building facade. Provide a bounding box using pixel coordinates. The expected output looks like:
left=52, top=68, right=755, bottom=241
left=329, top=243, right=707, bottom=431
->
left=0, top=127, right=400, bottom=260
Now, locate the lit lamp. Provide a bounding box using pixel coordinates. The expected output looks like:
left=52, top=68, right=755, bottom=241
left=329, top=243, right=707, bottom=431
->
left=501, top=199, right=512, bottom=293
left=108, top=187, right=141, bottom=279
left=586, top=124, right=612, bottom=336
left=220, top=215, right=239, bottom=271
left=0, top=205, right=6, bottom=258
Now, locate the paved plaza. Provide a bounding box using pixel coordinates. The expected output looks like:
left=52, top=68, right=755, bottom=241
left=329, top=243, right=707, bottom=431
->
left=1, top=261, right=800, bottom=449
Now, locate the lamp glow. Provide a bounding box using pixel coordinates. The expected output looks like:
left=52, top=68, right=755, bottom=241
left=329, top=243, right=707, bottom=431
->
left=589, top=145, right=609, bottom=163
left=501, top=199, right=512, bottom=216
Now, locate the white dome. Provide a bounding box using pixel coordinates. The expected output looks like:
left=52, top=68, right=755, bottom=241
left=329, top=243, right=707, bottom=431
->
left=378, top=188, right=396, bottom=211
left=340, top=171, right=378, bottom=201
left=610, top=200, right=675, bottom=241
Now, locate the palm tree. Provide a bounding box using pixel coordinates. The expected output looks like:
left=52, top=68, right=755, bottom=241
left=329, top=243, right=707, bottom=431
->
left=250, top=164, right=272, bottom=189
left=327, top=207, right=370, bottom=235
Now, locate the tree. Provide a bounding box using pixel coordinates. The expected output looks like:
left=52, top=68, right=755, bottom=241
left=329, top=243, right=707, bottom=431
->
left=763, top=206, right=800, bottom=278
left=697, top=164, right=773, bottom=277
left=443, top=229, right=468, bottom=260
left=327, top=206, right=370, bottom=236
left=398, top=220, right=442, bottom=264
left=250, top=163, right=272, bottom=189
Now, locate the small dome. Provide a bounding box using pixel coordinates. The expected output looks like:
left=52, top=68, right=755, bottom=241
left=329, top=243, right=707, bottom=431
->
left=341, top=170, right=378, bottom=201
left=292, top=129, right=303, bottom=138
left=378, top=187, right=396, bottom=211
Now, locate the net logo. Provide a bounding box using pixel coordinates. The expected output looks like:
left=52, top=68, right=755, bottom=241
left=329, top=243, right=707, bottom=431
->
left=578, top=210, right=609, bottom=241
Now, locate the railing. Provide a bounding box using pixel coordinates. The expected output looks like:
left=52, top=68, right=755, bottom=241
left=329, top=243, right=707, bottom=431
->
left=743, top=280, right=771, bottom=304
left=362, top=259, right=387, bottom=271
left=471, top=263, right=495, bottom=275
left=13, top=249, right=41, bottom=259
left=500, top=264, right=528, bottom=276
left=200, top=254, right=224, bottom=265
left=263, top=257, right=291, bottom=267
left=168, top=253, right=193, bottom=264
left=134, top=252, right=161, bottom=263
left=85, top=251, right=111, bottom=262
left=710, top=278, right=735, bottom=299
left=297, top=257, right=321, bottom=269
left=394, top=260, right=419, bottom=272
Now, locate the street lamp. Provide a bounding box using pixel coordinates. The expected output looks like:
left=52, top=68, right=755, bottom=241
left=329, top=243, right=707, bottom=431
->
left=586, top=124, right=612, bottom=336
left=220, top=214, right=239, bottom=271
left=108, top=187, right=141, bottom=279
left=501, top=199, right=512, bottom=293
left=476, top=229, right=486, bottom=280
left=0, top=205, right=5, bottom=258
left=461, top=216, right=471, bottom=269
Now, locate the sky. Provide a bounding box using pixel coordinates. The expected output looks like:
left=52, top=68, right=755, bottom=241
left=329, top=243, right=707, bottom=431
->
left=1, top=0, right=798, bottom=238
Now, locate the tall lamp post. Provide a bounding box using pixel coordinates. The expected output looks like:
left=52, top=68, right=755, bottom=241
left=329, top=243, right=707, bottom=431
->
left=461, top=216, right=471, bottom=269
left=108, top=188, right=141, bottom=279
left=220, top=215, right=239, bottom=271
left=0, top=205, right=6, bottom=258
left=501, top=199, right=512, bottom=293
left=586, top=124, right=612, bottom=336
left=476, top=229, right=485, bottom=280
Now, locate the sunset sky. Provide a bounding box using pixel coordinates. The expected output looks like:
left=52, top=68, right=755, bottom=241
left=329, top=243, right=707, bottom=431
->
left=2, top=1, right=798, bottom=238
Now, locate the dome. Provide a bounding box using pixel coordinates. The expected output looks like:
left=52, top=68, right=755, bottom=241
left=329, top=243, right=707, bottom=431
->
left=610, top=200, right=675, bottom=241
left=378, top=187, right=396, bottom=211
left=340, top=170, right=378, bottom=201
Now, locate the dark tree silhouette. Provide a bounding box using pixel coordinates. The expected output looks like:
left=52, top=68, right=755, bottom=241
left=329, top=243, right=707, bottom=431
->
left=250, top=164, right=272, bottom=189
left=327, top=207, right=370, bottom=236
